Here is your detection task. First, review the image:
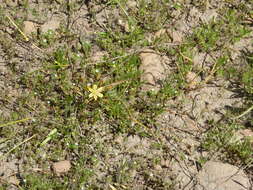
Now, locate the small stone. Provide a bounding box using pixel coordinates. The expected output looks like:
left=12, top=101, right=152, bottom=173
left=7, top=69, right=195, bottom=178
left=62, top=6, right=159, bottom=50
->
left=139, top=49, right=165, bottom=92
left=186, top=71, right=201, bottom=89
left=238, top=129, right=253, bottom=137
left=127, top=0, right=137, bottom=9
left=8, top=176, right=20, bottom=185
left=196, top=161, right=250, bottom=190
left=154, top=165, right=162, bottom=171
left=40, top=19, right=60, bottom=33
left=114, top=135, right=124, bottom=144
left=172, top=30, right=183, bottom=43
left=52, top=160, right=71, bottom=175
left=154, top=29, right=167, bottom=39
left=161, top=159, right=170, bottom=168
left=23, top=21, right=37, bottom=35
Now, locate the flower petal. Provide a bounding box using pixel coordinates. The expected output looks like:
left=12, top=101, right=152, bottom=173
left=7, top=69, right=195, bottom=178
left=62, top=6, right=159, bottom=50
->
left=87, top=86, right=92, bottom=92
left=97, top=93, right=103, bottom=98
left=93, top=85, right=97, bottom=90
left=97, top=87, right=104, bottom=92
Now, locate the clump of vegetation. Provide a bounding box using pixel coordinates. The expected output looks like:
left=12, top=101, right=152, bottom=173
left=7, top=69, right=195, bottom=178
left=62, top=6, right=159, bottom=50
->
left=202, top=123, right=253, bottom=164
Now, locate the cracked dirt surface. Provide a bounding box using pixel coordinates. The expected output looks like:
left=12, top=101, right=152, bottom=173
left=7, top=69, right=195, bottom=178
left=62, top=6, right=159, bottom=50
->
left=0, top=0, right=252, bottom=189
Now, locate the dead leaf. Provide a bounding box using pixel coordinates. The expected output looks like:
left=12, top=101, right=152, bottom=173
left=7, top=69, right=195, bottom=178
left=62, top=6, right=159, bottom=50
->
left=109, top=184, right=118, bottom=190
left=52, top=160, right=71, bottom=175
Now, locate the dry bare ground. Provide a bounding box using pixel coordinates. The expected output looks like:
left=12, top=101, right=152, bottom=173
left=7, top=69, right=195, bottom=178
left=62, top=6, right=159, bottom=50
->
left=0, top=0, right=252, bottom=189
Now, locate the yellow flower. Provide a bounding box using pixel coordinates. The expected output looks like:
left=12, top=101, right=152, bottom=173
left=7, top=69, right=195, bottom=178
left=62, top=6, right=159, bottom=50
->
left=87, top=84, right=104, bottom=100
